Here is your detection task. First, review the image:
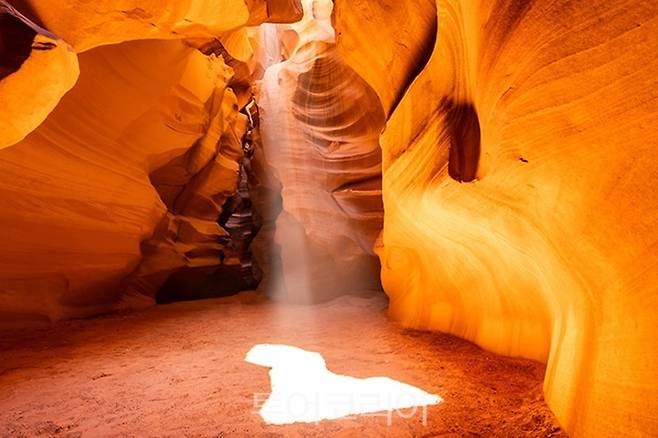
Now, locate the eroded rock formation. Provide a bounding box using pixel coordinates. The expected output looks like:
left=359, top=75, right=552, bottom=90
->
left=0, top=0, right=304, bottom=324
left=1, top=0, right=657, bottom=436
left=335, top=0, right=658, bottom=435
left=0, top=1, right=78, bottom=149
left=256, top=0, right=384, bottom=302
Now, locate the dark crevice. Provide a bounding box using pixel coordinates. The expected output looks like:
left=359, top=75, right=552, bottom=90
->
left=31, top=41, right=55, bottom=50
left=444, top=99, right=481, bottom=183
left=155, top=102, right=262, bottom=304
left=0, top=3, right=36, bottom=79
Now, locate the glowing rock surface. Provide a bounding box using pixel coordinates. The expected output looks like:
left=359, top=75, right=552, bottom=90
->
left=0, top=0, right=305, bottom=150
left=335, top=0, right=658, bottom=435
left=0, top=1, right=304, bottom=324
left=257, top=0, right=384, bottom=301
left=0, top=0, right=657, bottom=435
left=13, top=0, right=299, bottom=52
left=0, top=1, right=78, bottom=149
left=0, top=40, right=233, bottom=321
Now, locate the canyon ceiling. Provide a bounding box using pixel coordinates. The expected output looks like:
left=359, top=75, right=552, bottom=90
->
left=1, top=0, right=657, bottom=437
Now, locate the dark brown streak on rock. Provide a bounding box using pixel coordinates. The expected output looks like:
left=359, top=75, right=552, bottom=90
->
left=32, top=41, right=56, bottom=50
left=198, top=38, right=236, bottom=64
left=444, top=99, right=481, bottom=183
left=266, top=0, right=304, bottom=24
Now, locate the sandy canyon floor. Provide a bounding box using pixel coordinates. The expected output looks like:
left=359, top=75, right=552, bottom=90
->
left=0, top=293, right=565, bottom=437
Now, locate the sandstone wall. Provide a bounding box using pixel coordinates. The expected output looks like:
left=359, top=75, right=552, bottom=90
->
left=256, top=0, right=384, bottom=302
left=2, top=1, right=657, bottom=435
left=335, top=0, right=658, bottom=435
left=0, top=0, right=303, bottom=326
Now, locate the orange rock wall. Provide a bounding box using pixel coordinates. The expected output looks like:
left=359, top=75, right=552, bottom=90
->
left=0, top=1, right=78, bottom=149
left=2, top=0, right=657, bottom=435
left=0, top=40, right=233, bottom=323
left=335, top=0, right=658, bottom=436
left=0, top=0, right=304, bottom=325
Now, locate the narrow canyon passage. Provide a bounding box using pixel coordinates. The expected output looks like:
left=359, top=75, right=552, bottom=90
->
left=1, top=0, right=657, bottom=437
left=0, top=294, right=563, bottom=437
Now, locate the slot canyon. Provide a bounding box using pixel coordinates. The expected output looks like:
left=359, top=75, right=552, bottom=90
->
left=0, top=0, right=656, bottom=436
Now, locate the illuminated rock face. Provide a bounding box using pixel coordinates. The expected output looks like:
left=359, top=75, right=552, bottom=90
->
left=335, top=0, right=658, bottom=435
left=1, top=0, right=304, bottom=151
left=0, top=1, right=78, bottom=149
left=333, top=0, right=437, bottom=117
left=0, top=40, right=240, bottom=322
left=1, top=0, right=657, bottom=435
left=0, top=0, right=304, bottom=324
left=257, top=0, right=384, bottom=301
left=7, top=0, right=303, bottom=53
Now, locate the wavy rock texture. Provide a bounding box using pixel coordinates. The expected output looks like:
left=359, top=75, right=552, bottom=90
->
left=12, top=0, right=239, bottom=51
left=257, top=0, right=384, bottom=302
left=0, top=1, right=304, bottom=326
left=335, top=0, right=658, bottom=436
left=333, top=0, right=437, bottom=117
left=247, top=0, right=303, bottom=25
left=0, top=40, right=232, bottom=323
left=2, top=0, right=657, bottom=435
left=1, top=0, right=304, bottom=150
left=0, top=1, right=78, bottom=149
left=8, top=0, right=299, bottom=52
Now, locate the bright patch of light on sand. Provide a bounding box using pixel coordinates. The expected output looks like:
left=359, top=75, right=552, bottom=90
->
left=245, top=344, right=442, bottom=425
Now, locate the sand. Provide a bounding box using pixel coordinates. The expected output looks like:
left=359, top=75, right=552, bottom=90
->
left=0, top=293, right=565, bottom=437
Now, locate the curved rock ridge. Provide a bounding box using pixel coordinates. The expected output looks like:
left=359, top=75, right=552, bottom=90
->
left=0, top=1, right=78, bottom=149
left=0, top=40, right=231, bottom=323
left=333, top=0, right=437, bottom=117
left=8, top=0, right=304, bottom=52
left=256, top=0, right=385, bottom=302
left=0, top=1, right=304, bottom=325
left=246, top=0, right=303, bottom=26
left=1, top=0, right=657, bottom=435
left=0, top=0, right=304, bottom=150
left=335, top=0, right=658, bottom=435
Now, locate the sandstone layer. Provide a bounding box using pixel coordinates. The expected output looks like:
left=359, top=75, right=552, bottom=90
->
left=0, top=1, right=78, bottom=149
left=0, top=0, right=304, bottom=325
left=1, top=0, right=657, bottom=436
left=335, top=0, right=658, bottom=436
left=256, top=0, right=384, bottom=302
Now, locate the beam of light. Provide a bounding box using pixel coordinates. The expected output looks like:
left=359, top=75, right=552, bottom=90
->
left=245, top=344, right=442, bottom=425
